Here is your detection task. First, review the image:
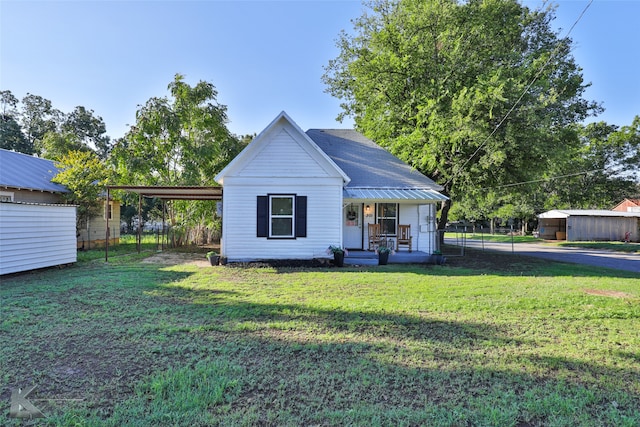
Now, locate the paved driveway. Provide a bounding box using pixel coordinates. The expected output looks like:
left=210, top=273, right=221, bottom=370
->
left=445, top=238, right=640, bottom=275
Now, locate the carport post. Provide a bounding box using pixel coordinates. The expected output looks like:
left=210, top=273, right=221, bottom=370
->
left=137, top=193, right=142, bottom=253
left=162, top=200, right=166, bottom=251
left=105, top=187, right=110, bottom=262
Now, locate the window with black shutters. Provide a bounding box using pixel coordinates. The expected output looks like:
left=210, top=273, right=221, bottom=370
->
left=257, top=194, right=306, bottom=239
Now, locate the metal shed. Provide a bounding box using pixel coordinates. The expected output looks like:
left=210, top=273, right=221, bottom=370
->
left=0, top=202, right=77, bottom=275
left=538, top=209, right=640, bottom=242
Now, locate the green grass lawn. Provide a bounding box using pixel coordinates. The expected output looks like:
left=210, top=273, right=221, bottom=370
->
left=1, top=249, right=639, bottom=426
left=448, top=232, right=640, bottom=253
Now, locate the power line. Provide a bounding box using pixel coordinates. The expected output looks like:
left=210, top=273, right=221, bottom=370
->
left=479, top=169, right=602, bottom=191
left=444, top=0, right=594, bottom=188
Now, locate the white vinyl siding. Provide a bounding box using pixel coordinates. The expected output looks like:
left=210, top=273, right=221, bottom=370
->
left=361, top=203, right=438, bottom=253
left=0, top=203, right=77, bottom=275
left=217, top=115, right=348, bottom=261
left=237, top=128, right=331, bottom=178
left=415, top=203, right=438, bottom=253
left=221, top=179, right=343, bottom=261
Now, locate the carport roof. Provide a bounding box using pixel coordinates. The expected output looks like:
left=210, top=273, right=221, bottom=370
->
left=539, top=209, right=640, bottom=219
left=108, top=186, right=222, bottom=200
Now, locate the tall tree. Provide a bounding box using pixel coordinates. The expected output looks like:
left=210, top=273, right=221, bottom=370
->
left=20, top=94, right=62, bottom=153
left=62, top=106, right=111, bottom=159
left=39, top=130, right=91, bottom=161
left=1, top=90, right=19, bottom=118
left=111, top=74, right=243, bottom=243
left=537, top=118, right=640, bottom=209
left=323, top=0, right=600, bottom=229
left=0, top=90, right=32, bottom=153
left=0, top=114, right=31, bottom=153
left=112, top=74, right=242, bottom=186
left=52, top=150, right=111, bottom=236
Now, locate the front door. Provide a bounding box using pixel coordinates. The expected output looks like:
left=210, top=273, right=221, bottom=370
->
left=344, top=203, right=362, bottom=249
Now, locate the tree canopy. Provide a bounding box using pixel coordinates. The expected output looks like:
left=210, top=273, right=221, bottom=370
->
left=52, top=150, right=111, bottom=234
left=323, top=0, right=603, bottom=227
left=0, top=90, right=111, bottom=158
left=112, top=74, right=243, bottom=187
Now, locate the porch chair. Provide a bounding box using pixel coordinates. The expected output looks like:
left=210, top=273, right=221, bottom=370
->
left=368, top=223, right=382, bottom=250
left=397, top=224, right=412, bottom=252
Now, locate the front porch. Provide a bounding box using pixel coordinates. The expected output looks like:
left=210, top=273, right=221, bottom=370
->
left=344, top=250, right=431, bottom=265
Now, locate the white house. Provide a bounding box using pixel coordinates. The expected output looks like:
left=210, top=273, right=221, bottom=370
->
left=215, top=112, right=447, bottom=262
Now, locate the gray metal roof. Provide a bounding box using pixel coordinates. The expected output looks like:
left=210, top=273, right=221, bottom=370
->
left=0, top=149, right=68, bottom=193
left=306, top=129, right=445, bottom=196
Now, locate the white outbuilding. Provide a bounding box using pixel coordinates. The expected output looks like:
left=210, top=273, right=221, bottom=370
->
left=537, top=209, right=640, bottom=242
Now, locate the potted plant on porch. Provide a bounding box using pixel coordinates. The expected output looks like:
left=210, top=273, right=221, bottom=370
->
left=430, top=250, right=445, bottom=265
left=206, top=250, right=220, bottom=266
left=326, top=245, right=348, bottom=267
left=376, top=245, right=393, bottom=265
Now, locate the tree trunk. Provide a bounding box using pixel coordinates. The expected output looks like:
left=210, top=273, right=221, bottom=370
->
left=437, top=199, right=451, bottom=244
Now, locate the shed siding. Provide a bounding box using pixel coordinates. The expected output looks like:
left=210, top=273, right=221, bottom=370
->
left=222, top=178, right=343, bottom=261
left=9, top=188, right=64, bottom=204
left=237, top=129, right=330, bottom=178
left=568, top=216, right=638, bottom=242
left=0, top=203, right=77, bottom=275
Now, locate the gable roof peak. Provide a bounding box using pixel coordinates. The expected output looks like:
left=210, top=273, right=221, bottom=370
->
left=215, top=112, right=350, bottom=184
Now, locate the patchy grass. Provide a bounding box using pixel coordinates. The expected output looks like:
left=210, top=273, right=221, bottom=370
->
left=448, top=233, right=540, bottom=244
left=557, top=241, right=640, bottom=254
left=450, top=232, right=640, bottom=253
left=1, top=250, right=639, bottom=426
left=76, top=234, right=216, bottom=263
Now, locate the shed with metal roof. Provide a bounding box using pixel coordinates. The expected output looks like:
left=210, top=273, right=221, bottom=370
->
left=538, top=209, right=640, bottom=242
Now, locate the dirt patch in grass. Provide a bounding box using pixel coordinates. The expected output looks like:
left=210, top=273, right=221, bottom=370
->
left=141, top=251, right=211, bottom=267
left=583, top=288, right=634, bottom=298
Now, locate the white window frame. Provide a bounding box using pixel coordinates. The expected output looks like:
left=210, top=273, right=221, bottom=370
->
left=269, top=195, right=295, bottom=238
left=104, top=201, right=113, bottom=220
left=377, top=203, right=398, bottom=236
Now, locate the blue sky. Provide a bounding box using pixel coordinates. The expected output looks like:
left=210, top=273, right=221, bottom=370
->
left=1, top=1, right=638, bottom=140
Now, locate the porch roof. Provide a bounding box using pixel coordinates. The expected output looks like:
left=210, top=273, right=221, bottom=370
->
left=343, top=188, right=449, bottom=202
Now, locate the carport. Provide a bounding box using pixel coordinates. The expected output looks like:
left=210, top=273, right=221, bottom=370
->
left=538, top=209, right=640, bottom=242
left=105, top=186, right=223, bottom=262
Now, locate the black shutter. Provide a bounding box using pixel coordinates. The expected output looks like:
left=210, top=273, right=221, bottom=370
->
left=257, top=196, right=268, bottom=237
left=295, top=196, right=307, bottom=238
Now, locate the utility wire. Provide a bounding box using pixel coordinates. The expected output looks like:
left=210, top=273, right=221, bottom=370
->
left=479, top=169, right=602, bottom=191
left=444, top=0, right=594, bottom=188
